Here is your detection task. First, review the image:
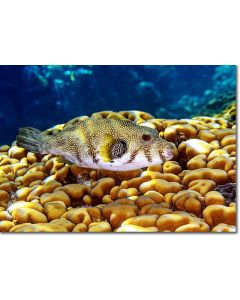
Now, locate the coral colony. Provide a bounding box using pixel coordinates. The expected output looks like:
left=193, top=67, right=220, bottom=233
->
left=0, top=65, right=236, bottom=146
left=0, top=110, right=236, bottom=232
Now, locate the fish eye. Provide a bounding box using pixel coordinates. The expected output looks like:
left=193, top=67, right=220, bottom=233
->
left=142, top=134, right=152, bottom=141
left=110, top=140, right=128, bottom=159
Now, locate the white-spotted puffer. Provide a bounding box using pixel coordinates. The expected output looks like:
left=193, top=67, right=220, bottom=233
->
left=16, top=118, right=175, bottom=171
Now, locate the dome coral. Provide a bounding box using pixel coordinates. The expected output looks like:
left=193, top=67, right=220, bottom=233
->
left=0, top=110, right=236, bottom=232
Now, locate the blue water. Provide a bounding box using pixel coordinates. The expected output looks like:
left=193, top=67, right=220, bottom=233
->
left=0, top=65, right=236, bottom=145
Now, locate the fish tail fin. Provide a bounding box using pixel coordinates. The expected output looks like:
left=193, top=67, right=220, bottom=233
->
left=16, top=127, right=46, bottom=154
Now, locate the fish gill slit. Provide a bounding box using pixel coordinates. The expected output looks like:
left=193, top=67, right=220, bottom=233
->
left=127, top=148, right=140, bottom=163
left=158, top=150, right=165, bottom=162
left=144, top=148, right=152, bottom=163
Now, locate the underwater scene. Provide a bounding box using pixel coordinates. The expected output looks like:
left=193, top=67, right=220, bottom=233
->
left=0, top=65, right=236, bottom=233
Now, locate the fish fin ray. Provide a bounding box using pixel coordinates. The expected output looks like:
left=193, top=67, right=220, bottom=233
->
left=16, top=127, right=45, bottom=153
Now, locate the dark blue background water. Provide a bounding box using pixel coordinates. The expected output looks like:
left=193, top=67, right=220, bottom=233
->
left=0, top=65, right=236, bottom=145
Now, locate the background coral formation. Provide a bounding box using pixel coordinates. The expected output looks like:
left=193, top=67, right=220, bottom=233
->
left=0, top=110, right=236, bottom=232
left=199, top=92, right=236, bottom=124
left=0, top=65, right=236, bottom=145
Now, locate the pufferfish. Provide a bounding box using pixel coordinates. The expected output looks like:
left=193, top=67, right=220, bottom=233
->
left=16, top=118, right=175, bottom=171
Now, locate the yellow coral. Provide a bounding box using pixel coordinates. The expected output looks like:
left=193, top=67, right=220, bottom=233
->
left=139, top=179, right=183, bottom=195
left=211, top=223, right=236, bottom=232
left=0, top=110, right=236, bottom=232
left=203, top=203, right=236, bottom=228
left=156, top=211, right=210, bottom=232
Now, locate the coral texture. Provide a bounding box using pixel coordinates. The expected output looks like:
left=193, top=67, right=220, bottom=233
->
left=0, top=110, right=236, bottom=232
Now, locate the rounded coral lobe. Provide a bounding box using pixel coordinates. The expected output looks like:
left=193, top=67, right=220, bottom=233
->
left=1, top=109, right=236, bottom=232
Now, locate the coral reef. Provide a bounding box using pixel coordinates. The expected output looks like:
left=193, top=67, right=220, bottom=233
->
left=198, top=93, right=236, bottom=124
left=213, top=102, right=236, bottom=124
left=1, top=65, right=236, bottom=146
left=193, top=66, right=236, bottom=123
left=214, top=183, right=236, bottom=206
left=0, top=110, right=236, bottom=232
left=156, top=65, right=236, bottom=121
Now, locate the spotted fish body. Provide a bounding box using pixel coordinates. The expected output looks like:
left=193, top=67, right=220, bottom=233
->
left=16, top=118, right=174, bottom=171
